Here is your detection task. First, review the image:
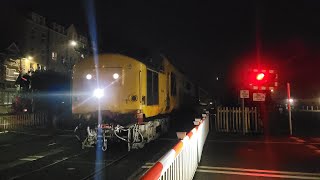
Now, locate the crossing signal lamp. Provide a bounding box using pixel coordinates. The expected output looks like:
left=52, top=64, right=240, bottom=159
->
left=245, top=68, right=278, bottom=91
left=256, top=73, right=265, bottom=81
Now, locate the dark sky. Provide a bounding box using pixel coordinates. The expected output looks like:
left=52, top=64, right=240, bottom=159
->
left=2, top=0, right=320, bottom=98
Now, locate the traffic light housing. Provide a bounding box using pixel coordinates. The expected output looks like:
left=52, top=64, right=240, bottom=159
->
left=245, top=68, right=278, bottom=91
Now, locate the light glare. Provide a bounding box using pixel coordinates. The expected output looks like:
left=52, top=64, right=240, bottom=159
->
left=93, top=88, right=104, bottom=98
left=70, top=40, right=77, bottom=46
left=113, top=73, right=119, bottom=79
left=289, top=98, right=294, bottom=103
left=86, top=74, right=92, bottom=80
left=256, top=73, right=265, bottom=81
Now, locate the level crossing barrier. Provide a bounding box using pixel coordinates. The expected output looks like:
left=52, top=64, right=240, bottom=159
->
left=215, top=107, right=262, bottom=134
left=0, top=112, right=47, bottom=132
left=140, top=112, right=210, bottom=180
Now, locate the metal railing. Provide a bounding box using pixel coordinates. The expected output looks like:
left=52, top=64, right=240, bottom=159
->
left=140, top=112, right=210, bottom=180
left=0, top=112, right=47, bottom=132
left=215, top=107, right=262, bottom=134
left=300, top=106, right=320, bottom=112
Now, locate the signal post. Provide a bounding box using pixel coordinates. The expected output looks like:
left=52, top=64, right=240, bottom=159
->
left=241, top=68, right=278, bottom=136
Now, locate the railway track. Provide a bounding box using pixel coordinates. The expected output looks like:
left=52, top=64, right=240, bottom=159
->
left=7, top=147, right=129, bottom=180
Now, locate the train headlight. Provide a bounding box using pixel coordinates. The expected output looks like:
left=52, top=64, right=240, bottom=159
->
left=86, top=74, right=92, bottom=80
left=113, top=73, right=119, bottom=79
left=93, top=88, right=104, bottom=99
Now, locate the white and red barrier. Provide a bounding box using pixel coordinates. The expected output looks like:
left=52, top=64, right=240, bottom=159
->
left=140, top=112, right=210, bottom=180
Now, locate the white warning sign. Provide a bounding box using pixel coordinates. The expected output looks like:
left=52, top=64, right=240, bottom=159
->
left=253, top=93, right=266, bottom=101
left=240, top=90, right=249, bottom=99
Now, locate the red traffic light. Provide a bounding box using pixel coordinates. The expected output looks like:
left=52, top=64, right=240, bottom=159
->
left=256, top=73, right=265, bottom=81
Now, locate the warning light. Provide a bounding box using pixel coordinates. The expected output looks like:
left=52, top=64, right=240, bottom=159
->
left=245, top=68, right=278, bottom=91
left=256, top=73, right=265, bottom=81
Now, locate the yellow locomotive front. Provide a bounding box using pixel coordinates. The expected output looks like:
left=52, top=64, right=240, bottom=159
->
left=72, top=53, right=198, bottom=150
left=72, top=54, right=144, bottom=125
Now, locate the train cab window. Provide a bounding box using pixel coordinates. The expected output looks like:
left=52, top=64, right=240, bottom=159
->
left=147, top=69, right=159, bottom=105
left=171, top=72, right=177, bottom=96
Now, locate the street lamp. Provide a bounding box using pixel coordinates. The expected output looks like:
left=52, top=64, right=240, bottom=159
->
left=27, top=56, right=33, bottom=60
left=70, top=40, right=77, bottom=47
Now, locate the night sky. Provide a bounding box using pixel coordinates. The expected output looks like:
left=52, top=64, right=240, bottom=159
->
left=1, top=0, right=320, bottom=100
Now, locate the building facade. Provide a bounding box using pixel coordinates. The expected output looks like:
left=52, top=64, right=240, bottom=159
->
left=21, top=12, right=89, bottom=74
left=0, top=12, right=89, bottom=109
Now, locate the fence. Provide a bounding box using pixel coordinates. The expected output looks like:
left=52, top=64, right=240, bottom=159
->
left=0, top=112, right=47, bottom=132
left=215, top=107, right=262, bottom=134
left=140, top=112, right=210, bottom=180
left=0, top=90, right=16, bottom=106
left=301, top=106, right=320, bottom=112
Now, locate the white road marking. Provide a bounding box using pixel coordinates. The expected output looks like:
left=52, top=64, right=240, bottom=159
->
left=311, top=138, right=320, bottom=143
left=158, top=138, right=178, bottom=141
left=196, top=169, right=320, bottom=179
left=9, top=150, right=90, bottom=180
left=290, top=137, right=306, bottom=143
left=0, top=148, right=64, bottom=170
left=9, top=131, right=49, bottom=137
left=142, top=165, right=152, bottom=169
left=0, top=144, right=11, bottom=147
left=48, top=142, right=57, bottom=146
left=207, top=139, right=304, bottom=144
left=145, top=162, right=155, bottom=166
left=141, top=165, right=320, bottom=179
left=198, top=166, right=320, bottom=176
left=306, top=145, right=318, bottom=150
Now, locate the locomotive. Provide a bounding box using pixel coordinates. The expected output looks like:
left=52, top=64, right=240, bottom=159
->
left=72, top=53, right=200, bottom=151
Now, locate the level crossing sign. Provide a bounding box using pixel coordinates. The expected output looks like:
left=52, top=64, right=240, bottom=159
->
left=253, top=93, right=266, bottom=101
left=240, top=90, right=249, bottom=98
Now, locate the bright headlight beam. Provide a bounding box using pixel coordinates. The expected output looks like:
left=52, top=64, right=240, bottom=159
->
left=113, top=73, right=119, bottom=79
left=86, top=74, right=92, bottom=80
left=93, top=88, right=104, bottom=98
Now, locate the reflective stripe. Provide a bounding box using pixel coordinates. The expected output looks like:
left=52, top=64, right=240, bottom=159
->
left=140, top=162, right=163, bottom=180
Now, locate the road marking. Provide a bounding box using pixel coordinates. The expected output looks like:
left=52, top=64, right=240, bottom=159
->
left=311, top=138, right=320, bottom=143
left=290, top=137, right=306, bottom=143
left=207, top=139, right=304, bottom=145
left=198, top=166, right=320, bottom=176
left=0, top=148, right=64, bottom=170
left=196, top=169, right=320, bottom=179
left=57, top=134, right=75, bottom=137
left=141, top=165, right=320, bottom=179
left=142, top=165, right=152, bottom=169
left=9, top=150, right=90, bottom=180
left=0, top=143, right=11, bottom=148
left=9, top=131, right=49, bottom=137
left=158, top=138, right=178, bottom=141
left=48, top=142, right=57, bottom=146
left=306, top=145, right=318, bottom=150
left=145, top=162, right=155, bottom=166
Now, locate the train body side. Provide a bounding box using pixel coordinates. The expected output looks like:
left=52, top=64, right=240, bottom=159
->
left=72, top=53, right=196, bottom=125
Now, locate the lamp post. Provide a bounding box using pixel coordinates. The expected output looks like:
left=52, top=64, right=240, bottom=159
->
left=287, top=83, right=292, bottom=135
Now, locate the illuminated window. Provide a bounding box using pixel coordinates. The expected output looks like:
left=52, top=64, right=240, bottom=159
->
left=52, top=52, right=57, bottom=60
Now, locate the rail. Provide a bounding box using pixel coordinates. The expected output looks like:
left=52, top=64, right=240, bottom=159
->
left=140, top=112, right=210, bottom=180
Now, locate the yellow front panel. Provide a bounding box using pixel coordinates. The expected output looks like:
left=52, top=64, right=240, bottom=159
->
left=72, top=54, right=142, bottom=115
